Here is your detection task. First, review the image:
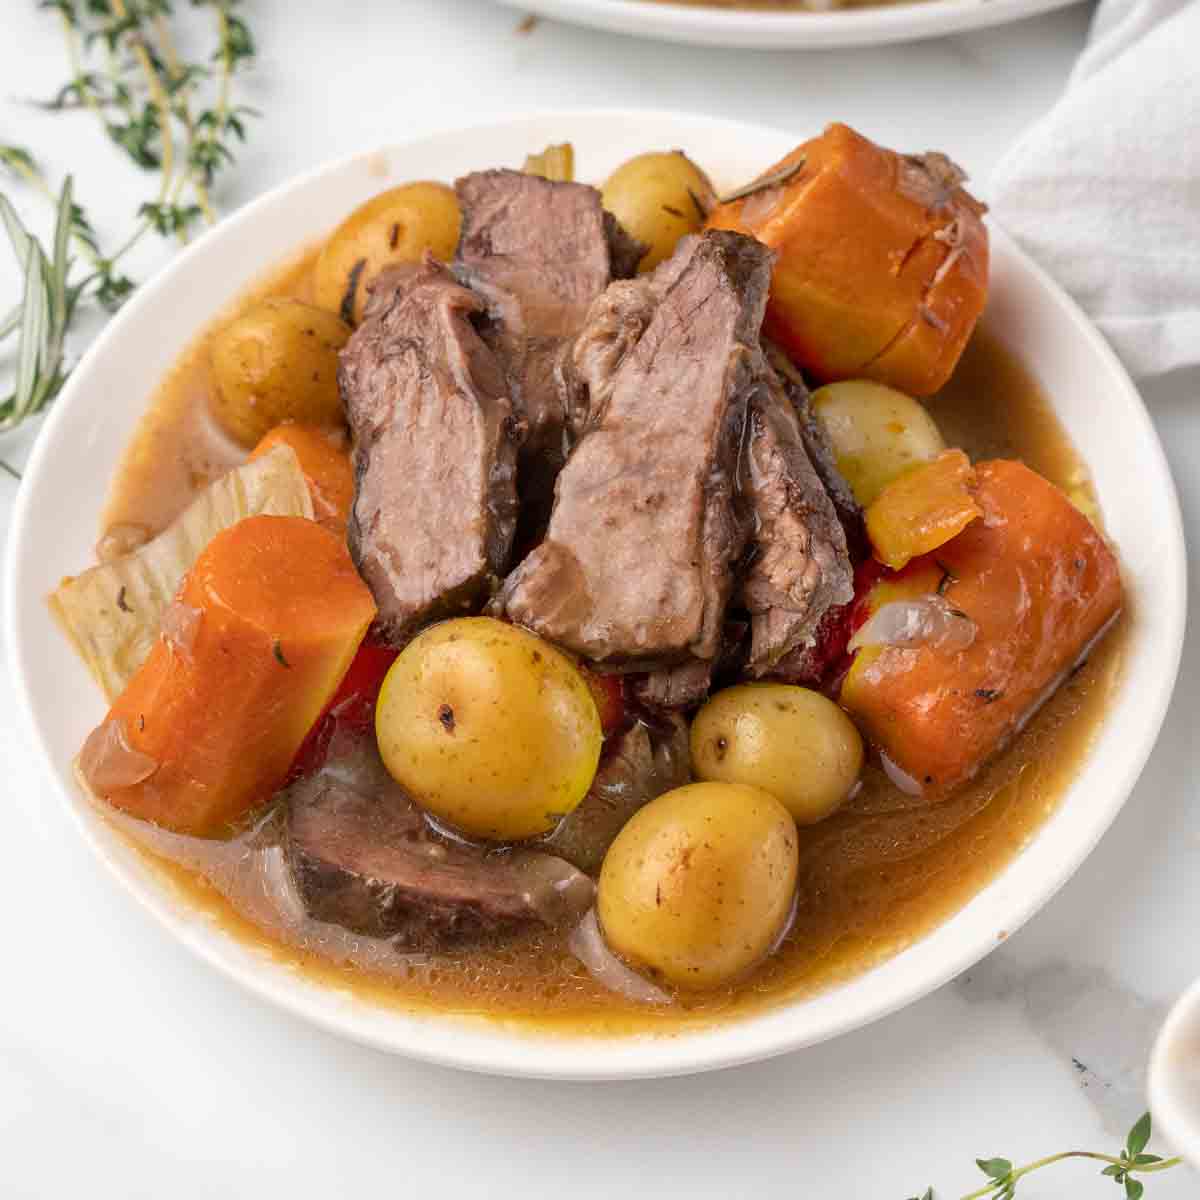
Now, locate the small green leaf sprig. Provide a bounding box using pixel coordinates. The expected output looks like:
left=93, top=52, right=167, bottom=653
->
left=906, top=1112, right=1183, bottom=1200
left=0, top=0, right=256, bottom=468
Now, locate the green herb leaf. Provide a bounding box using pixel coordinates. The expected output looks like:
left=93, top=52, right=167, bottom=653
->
left=1126, top=1112, right=1152, bottom=1159
left=976, top=1158, right=1013, bottom=1181
left=1131, top=1153, right=1162, bottom=1166
left=1124, top=1177, right=1144, bottom=1200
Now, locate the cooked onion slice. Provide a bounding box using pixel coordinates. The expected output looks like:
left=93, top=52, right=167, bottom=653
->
left=516, top=857, right=595, bottom=928
left=160, top=601, right=203, bottom=659
left=568, top=909, right=671, bottom=1006
left=79, top=718, right=158, bottom=794
left=880, top=750, right=923, bottom=797
left=849, top=595, right=976, bottom=655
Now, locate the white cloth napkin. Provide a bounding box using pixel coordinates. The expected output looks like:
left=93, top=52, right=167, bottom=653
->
left=989, top=0, right=1200, bottom=379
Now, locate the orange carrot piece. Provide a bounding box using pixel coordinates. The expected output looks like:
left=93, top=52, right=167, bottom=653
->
left=707, top=123, right=988, bottom=396
left=866, top=449, right=983, bottom=570
left=841, top=460, right=1122, bottom=792
left=86, top=515, right=376, bottom=835
left=249, top=423, right=354, bottom=531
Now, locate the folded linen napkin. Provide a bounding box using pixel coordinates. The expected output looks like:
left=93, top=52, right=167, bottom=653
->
left=989, top=0, right=1200, bottom=379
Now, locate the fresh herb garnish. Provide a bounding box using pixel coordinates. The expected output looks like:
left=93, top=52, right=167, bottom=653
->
left=0, top=0, right=257, bottom=473
left=718, top=155, right=806, bottom=206
left=272, top=640, right=291, bottom=669
left=906, top=1112, right=1181, bottom=1199
left=936, top=560, right=958, bottom=595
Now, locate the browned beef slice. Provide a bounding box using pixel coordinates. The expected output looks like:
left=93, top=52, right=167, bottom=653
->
left=603, top=211, right=648, bottom=280
left=764, top=342, right=864, bottom=550
left=339, top=259, right=521, bottom=644
left=738, top=363, right=854, bottom=674
left=540, top=718, right=690, bottom=874
left=502, top=230, right=774, bottom=665
left=286, top=762, right=593, bottom=948
left=454, top=170, right=620, bottom=462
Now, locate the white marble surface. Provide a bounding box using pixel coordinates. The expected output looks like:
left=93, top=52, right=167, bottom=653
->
left=2, top=3, right=1198, bottom=1197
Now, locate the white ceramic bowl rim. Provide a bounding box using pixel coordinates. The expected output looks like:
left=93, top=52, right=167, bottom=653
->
left=4, top=110, right=1186, bottom=1080
left=494, top=0, right=1082, bottom=49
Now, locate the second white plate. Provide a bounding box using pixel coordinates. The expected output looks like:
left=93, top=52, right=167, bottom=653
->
left=491, top=0, right=1084, bottom=50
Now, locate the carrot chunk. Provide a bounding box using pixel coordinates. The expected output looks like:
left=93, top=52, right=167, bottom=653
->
left=866, top=449, right=983, bottom=570
left=85, top=515, right=376, bottom=834
left=249, top=423, right=354, bottom=531
left=707, top=123, right=988, bottom=396
left=841, top=460, right=1122, bottom=792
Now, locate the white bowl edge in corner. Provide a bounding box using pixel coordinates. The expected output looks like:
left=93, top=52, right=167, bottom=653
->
left=1150, top=978, right=1200, bottom=1168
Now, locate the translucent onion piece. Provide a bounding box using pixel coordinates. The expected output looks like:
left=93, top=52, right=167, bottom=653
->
left=49, top=444, right=313, bottom=701
left=79, top=718, right=158, bottom=794
left=880, top=751, right=923, bottom=797
left=515, top=857, right=595, bottom=928
left=849, top=595, right=976, bottom=655
left=160, top=601, right=202, bottom=659
left=568, top=909, right=672, bottom=1007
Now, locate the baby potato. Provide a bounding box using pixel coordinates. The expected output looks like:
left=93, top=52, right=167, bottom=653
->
left=374, top=618, right=602, bottom=842
left=598, top=782, right=798, bottom=990
left=811, top=380, right=945, bottom=507
left=691, top=685, right=863, bottom=826
left=601, top=151, right=716, bottom=273
left=209, top=299, right=350, bottom=447
left=313, top=182, right=461, bottom=323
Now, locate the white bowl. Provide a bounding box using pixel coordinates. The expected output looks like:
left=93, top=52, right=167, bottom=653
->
left=1149, top=979, right=1200, bottom=1167
left=5, top=111, right=1185, bottom=1079
left=491, top=0, right=1082, bottom=50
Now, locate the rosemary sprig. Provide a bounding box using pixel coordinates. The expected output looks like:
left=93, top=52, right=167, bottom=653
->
left=0, top=0, right=257, bottom=468
left=906, top=1112, right=1183, bottom=1200
left=0, top=174, right=77, bottom=434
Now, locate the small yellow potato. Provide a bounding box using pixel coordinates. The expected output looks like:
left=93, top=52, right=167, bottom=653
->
left=597, top=782, right=798, bottom=990
left=690, top=685, right=863, bottom=826
left=209, top=299, right=350, bottom=447
left=313, top=182, right=461, bottom=323
left=601, top=151, right=716, bottom=273
left=374, top=618, right=602, bottom=842
left=811, top=380, right=946, bottom=507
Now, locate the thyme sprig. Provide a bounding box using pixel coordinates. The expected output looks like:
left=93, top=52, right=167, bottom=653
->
left=906, top=1112, right=1182, bottom=1200
left=0, top=0, right=257, bottom=469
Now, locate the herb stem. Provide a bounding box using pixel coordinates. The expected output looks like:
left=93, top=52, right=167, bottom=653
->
left=58, top=7, right=107, bottom=127
left=0, top=458, right=22, bottom=482
left=111, top=0, right=176, bottom=216
left=960, top=1150, right=1184, bottom=1200
left=153, top=11, right=216, bottom=226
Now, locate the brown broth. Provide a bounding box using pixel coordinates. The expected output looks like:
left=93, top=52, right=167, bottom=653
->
left=94, top=249, right=1125, bottom=1037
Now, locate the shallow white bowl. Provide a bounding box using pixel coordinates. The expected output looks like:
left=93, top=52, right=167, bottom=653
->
left=491, top=0, right=1082, bottom=49
left=5, top=111, right=1185, bottom=1079
left=1149, top=979, right=1200, bottom=1167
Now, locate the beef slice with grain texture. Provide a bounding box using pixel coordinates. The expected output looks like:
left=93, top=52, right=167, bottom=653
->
left=501, top=230, right=774, bottom=665
left=285, top=753, right=594, bottom=949
left=454, top=169, right=639, bottom=467
left=339, top=259, right=521, bottom=645
left=737, top=361, right=854, bottom=674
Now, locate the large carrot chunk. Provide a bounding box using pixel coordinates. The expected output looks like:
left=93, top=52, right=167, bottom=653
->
left=841, top=460, right=1121, bottom=792
left=81, top=515, right=376, bottom=835
left=707, top=123, right=988, bottom=396
left=249, top=423, right=354, bottom=531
